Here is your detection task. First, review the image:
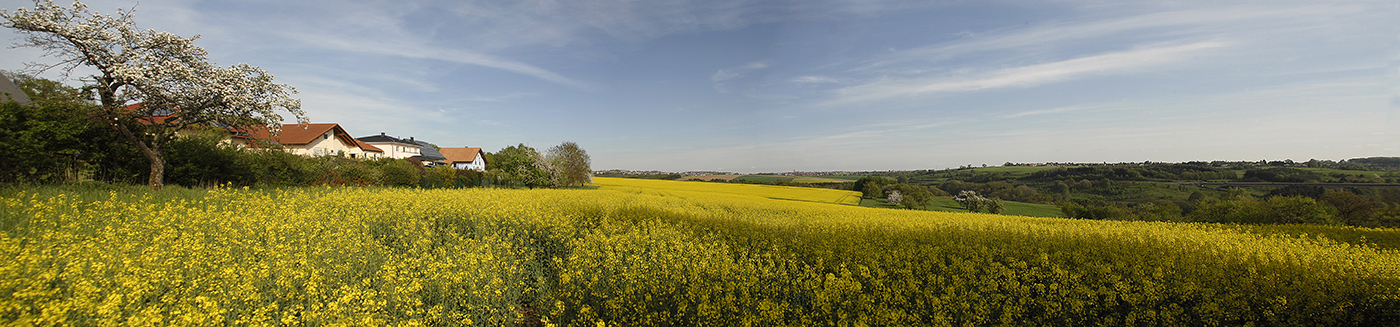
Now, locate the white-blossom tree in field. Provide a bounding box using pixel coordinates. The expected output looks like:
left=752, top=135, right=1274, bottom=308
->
left=2, top=1, right=304, bottom=189
left=886, top=190, right=903, bottom=206
left=546, top=141, right=592, bottom=187
left=954, top=190, right=987, bottom=212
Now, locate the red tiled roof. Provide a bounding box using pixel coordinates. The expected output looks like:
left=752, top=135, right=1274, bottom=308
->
left=234, top=123, right=368, bottom=150
left=440, top=147, right=485, bottom=164
left=238, top=123, right=338, bottom=145
left=121, top=103, right=179, bottom=125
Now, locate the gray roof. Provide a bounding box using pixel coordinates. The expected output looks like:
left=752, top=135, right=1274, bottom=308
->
left=412, top=140, right=447, bottom=161
left=0, top=71, right=33, bottom=105
left=356, top=133, right=417, bottom=145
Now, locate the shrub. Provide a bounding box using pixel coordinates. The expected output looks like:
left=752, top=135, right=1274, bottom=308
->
left=377, top=158, right=422, bottom=187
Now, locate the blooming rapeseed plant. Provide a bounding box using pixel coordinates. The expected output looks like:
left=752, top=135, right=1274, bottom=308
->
left=0, top=179, right=1394, bottom=326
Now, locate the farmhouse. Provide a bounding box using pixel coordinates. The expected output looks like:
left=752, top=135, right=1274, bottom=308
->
left=121, top=103, right=381, bottom=158
left=234, top=123, right=384, bottom=159
left=440, top=147, right=488, bottom=171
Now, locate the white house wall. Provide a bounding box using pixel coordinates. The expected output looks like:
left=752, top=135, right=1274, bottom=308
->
left=365, top=141, right=421, bottom=159
left=289, top=133, right=358, bottom=157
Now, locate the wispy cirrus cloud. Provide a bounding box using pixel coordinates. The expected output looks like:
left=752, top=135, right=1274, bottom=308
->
left=712, top=61, right=770, bottom=93
left=790, top=75, right=838, bottom=84
left=829, top=41, right=1227, bottom=104
left=858, top=4, right=1361, bottom=72
left=1003, top=105, right=1091, bottom=119
left=712, top=61, right=770, bottom=82
left=285, top=32, right=590, bottom=89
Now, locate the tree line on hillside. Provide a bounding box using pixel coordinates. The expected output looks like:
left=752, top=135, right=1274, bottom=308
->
left=1060, top=187, right=1400, bottom=227
left=1, top=73, right=592, bottom=189
left=852, top=163, right=1400, bottom=227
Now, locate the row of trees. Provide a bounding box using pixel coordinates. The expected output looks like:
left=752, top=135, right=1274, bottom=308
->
left=2, top=72, right=592, bottom=188
left=486, top=142, right=592, bottom=188
left=2, top=1, right=594, bottom=189
left=1060, top=188, right=1400, bottom=227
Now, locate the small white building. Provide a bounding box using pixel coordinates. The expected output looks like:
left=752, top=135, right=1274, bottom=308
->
left=440, top=147, right=488, bottom=171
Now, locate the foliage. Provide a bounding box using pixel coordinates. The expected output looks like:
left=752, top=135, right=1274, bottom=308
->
left=854, top=176, right=895, bottom=198
left=492, top=144, right=552, bottom=188
left=160, top=129, right=257, bottom=188
left=986, top=197, right=1006, bottom=214
left=1186, top=196, right=1340, bottom=225
left=1244, top=168, right=1324, bottom=183
left=0, top=100, right=106, bottom=183
left=0, top=179, right=1394, bottom=325
left=2, top=0, right=304, bottom=189
left=885, top=190, right=902, bottom=206
left=546, top=141, right=592, bottom=187
left=884, top=183, right=934, bottom=210
left=375, top=158, right=422, bottom=187
left=1320, top=189, right=1379, bottom=226
left=953, top=190, right=989, bottom=213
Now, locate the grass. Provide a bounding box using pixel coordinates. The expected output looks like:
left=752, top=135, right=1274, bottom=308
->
left=859, top=196, right=1064, bottom=218
left=791, top=177, right=855, bottom=183
left=813, top=175, right=864, bottom=181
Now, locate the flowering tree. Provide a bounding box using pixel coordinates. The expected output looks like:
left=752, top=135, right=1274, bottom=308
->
left=886, top=190, right=903, bottom=206
left=954, top=190, right=987, bottom=212
left=492, top=144, right=553, bottom=188
left=531, top=150, right=562, bottom=188
left=2, top=1, right=304, bottom=189
left=954, top=190, right=1007, bottom=214
left=546, top=141, right=592, bottom=187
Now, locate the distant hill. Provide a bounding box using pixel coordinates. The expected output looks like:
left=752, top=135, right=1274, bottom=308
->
left=1345, top=157, right=1400, bottom=168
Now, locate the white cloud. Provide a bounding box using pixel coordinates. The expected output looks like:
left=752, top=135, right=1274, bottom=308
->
left=830, top=41, right=1227, bottom=104
left=286, top=32, right=589, bottom=89
left=1003, top=105, right=1090, bottom=118
left=790, top=75, right=838, bottom=84
left=711, top=61, right=770, bottom=82
left=859, top=4, right=1362, bottom=72
left=710, top=61, right=771, bottom=94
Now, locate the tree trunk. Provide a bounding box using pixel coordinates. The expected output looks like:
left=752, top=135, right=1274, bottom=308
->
left=146, top=145, right=165, bottom=190
left=108, top=117, right=165, bottom=190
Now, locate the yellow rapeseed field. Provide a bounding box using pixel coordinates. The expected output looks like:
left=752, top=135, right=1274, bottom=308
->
left=591, top=177, right=862, bottom=205
left=1, top=179, right=1396, bottom=326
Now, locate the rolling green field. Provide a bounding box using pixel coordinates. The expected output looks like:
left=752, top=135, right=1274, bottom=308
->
left=860, top=196, right=1065, bottom=218
left=812, top=175, right=864, bottom=181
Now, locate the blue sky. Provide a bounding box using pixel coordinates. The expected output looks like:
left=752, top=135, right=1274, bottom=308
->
left=3, top=0, right=1397, bottom=172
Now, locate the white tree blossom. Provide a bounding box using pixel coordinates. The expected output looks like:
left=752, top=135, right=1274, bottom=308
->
left=954, top=190, right=986, bottom=212
left=546, top=141, right=592, bottom=187
left=2, top=0, right=304, bottom=189
left=887, top=190, right=903, bottom=206
left=530, top=150, right=562, bottom=188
